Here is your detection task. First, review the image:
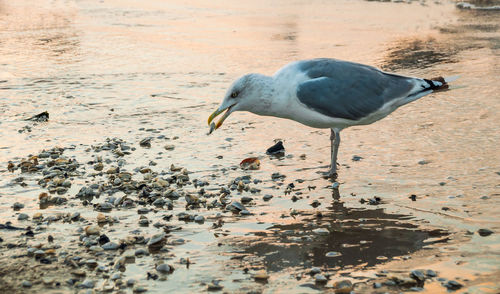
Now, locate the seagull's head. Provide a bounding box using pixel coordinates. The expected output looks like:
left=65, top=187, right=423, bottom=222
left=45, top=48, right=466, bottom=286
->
left=208, top=73, right=270, bottom=132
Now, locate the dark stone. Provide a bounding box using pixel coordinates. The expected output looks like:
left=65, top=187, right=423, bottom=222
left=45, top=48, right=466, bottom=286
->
left=477, top=228, right=493, bottom=237
left=40, top=258, right=51, bottom=264
left=444, top=280, right=463, bottom=290
left=266, top=141, right=285, bottom=155
left=147, top=272, right=158, bottom=280
left=99, top=234, right=110, bottom=245
left=352, top=155, right=363, bottom=161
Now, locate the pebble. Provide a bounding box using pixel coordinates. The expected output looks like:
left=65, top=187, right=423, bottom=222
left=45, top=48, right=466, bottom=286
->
left=94, top=162, right=104, bottom=171
left=97, top=202, right=113, bottom=211
left=309, top=267, right=321, bottom=275
left=477, top=228, right=493, bottom=236
left=444, top=280, right=463, bottom=290
left=312, top=228, right=329, bottom=235
left=80, top=279, right=95, bottom=288
left=71, top=212, right=80, bottom=220
left=138, top=207, right=150, bottom=214
left=263, top=194, right=273, bottom=201
left=21, top=280, right=32, bottom=288
left=325, top=251, right=342, bottom=258
left=164, top=144, right=175, bottom=150
left=229, top=201, right=246, bottom=212
left=133, top=286, right=148, bottom=293
left=102, top=242, right=120, bottom=250
left=373, top=282, right=382, bottom=288
left=18, top=213, right=29, bottom=220
left=333, top=279, right=353, bottom=293
left=194, top=215, right=205, bottom=223
left=34, top=250, right=45, bottom=258
left=156, top=263, right=171, bottom=274
left=410, top=270, right=426, bottom=281
left=110, top=273, right=121, bottom=280
left=240, top=209, right=251, bottom=215
left=241, top=196, right=253, bottom=203
left=147, top=232, right=166, bottom=246
left=42, top=277, right=54, bottom=285
left=12, top=202, right=24, bottom=210
left=127, top=278, right=137, bottom=286
left=253, top=270, right=269, bottom=281
left=314, top=274, right=327, bottom=284
left=426, top=269, right=437, bottom=277
left=207, top=280, right=223, bottom=291
left=85, top=225, right=100, bottom=236
left=135, top=248, right=149, bottom=256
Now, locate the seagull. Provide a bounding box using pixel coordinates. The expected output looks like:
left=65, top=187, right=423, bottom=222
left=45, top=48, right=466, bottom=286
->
left=208, top=58, right=457, bottom=179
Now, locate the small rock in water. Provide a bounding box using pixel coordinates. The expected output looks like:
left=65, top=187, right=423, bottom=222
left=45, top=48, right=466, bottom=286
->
left=194, top=215, right=205, bottom=223
left=309, top=267, right=321, bottom=275
left=444, top=280, right=463, bottom=290
left=240, top=209, right=251, bottom=216
left=241, top=196, right=253, bottom=203
left=94, top=162, right=103, bottom=171
left=135, top=248, right=149, bottom=256
left=228, top=201, right=246, bottom=212
left=253, top=270, right=269, bottom=281
left=139, top=137, right=152, bottom=148
left=85, top=225, right=100, bottom=236
left=312, top=228, right=329, bottom=235
left=352, top=155, right=363, bottom=161
left=102, top=242, right=120, bottom=250
left=12, top=202, right=24, bottom=210
left=80, top=279, right=95, bottom=289
left=410, top=270, right=426, bottom=282
left=266, top=141, right=285, bottom=155
left=325, top=251, right=342, bottom=258
left=133, top=285, right=148, bottom=293
left=156, top=263, right=172, bottom=274
left=263, top=194, right=273, bottom=201
left=207, top=280, right=223, bottom=291
left=148, top=232, right=166, bottom=246
left=314, top=274, right=327, bottom=284
left=477, top=228, right=493, bottom=236
left=21, top=280, right=32, bottom=288
left=25, top=111, right=49, bottom=122
left=333, top=279, right=353, bottom=293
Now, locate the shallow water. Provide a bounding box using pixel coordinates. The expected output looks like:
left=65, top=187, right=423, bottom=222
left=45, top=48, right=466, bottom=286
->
left=0, top=0, right=499, bottom=293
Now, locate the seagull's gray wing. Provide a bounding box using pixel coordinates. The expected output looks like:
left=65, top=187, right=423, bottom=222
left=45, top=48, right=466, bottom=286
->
left=296, top=59, right=416, bottom=121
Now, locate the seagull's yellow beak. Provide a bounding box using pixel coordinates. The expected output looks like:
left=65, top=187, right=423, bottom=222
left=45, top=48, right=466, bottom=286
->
left=208, top=105, right=233, bottom=131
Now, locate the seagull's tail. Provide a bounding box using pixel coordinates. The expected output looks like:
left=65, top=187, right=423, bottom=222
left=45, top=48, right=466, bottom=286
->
left=424, top=75, right=460, bottom=91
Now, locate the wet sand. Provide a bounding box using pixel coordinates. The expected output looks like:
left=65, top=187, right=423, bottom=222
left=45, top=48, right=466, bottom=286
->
left=0, top=0, right=499, bottom=293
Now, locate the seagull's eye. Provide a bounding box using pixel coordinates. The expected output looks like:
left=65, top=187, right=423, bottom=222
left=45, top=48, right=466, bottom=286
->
left=230, top=91, right=239, bottom=98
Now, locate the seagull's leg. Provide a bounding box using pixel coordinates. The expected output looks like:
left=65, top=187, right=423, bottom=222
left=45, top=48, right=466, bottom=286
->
left=329, top=128, right=340, bottom=179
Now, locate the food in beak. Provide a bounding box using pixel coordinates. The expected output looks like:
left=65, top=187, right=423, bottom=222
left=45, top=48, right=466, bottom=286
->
left=207, top=105, right=233, bottom=134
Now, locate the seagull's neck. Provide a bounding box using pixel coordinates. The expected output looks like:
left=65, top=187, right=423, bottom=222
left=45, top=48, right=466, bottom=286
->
left=244, top=74, right=292, bottom=118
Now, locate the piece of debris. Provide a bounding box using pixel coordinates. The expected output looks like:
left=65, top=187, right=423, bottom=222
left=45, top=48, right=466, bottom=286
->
left=266, top=141, right=285, bottom=155
left=25, top=111, right=49, bottom=122
left=240, top=157, right=260, bottom=170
